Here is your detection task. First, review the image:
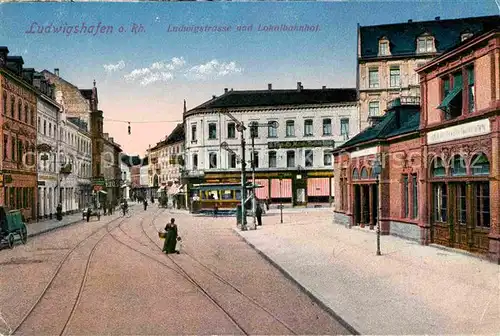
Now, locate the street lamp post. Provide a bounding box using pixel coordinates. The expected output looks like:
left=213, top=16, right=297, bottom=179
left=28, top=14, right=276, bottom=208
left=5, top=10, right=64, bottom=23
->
left=278, top=173, right=283, bottom=223
left=373, top=156, right=382, bottom=256
left=250, top=122, right=258, bottom=228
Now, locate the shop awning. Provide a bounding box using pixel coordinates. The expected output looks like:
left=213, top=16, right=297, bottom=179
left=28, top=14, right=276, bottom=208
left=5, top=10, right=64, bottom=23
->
left=438, top=86, right=462, bottom=110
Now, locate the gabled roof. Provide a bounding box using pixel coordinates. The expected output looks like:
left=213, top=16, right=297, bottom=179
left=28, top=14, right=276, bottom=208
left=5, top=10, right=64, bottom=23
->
left=335, top=102, right=420, bottom=152
left=359, top=15, right=499, bottom=59
left=166, top=123, right=184, bottom=145
left=186, top=88, right=357, bottom=115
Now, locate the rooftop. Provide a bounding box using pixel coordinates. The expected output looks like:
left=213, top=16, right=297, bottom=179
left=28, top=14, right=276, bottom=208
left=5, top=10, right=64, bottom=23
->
left=165, top=123, right=185, bottom=145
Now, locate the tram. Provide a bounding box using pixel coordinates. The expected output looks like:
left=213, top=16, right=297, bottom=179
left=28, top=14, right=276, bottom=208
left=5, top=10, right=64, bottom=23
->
left=190, top=182, right=263, bottom=215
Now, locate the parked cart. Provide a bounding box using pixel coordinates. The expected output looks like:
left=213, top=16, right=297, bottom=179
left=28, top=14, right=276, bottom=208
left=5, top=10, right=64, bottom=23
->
left=0, top=206, right=28, bottom=249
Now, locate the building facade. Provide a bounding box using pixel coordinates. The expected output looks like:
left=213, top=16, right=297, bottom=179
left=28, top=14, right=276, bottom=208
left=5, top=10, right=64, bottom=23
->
left=0, top=48, right=38, bottom=222
left=334, top=28, right=500, bottom=263
left=147, top=140, right=168, bottom=198
left=139, top=156, right=149, bottom=199
left=102, top=133, right=123, bottom=206
left=35, top=72, right=60, bottom=219
left=164, top=123, right=186, bottom=208
left=357, top=15, right=499, bottom=130
left=183, top=83, right=358, bottom=208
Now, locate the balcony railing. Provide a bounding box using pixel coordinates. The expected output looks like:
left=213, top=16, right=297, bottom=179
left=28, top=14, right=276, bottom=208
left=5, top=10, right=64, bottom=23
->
left=387, top=96, right=420, bottom=109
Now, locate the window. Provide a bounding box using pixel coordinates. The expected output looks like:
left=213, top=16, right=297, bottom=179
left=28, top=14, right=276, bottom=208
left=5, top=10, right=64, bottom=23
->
left=17, top=139, right=23, bottom=163
left=443, top=77, right=451, bottom=97
left=268, top=151, right=277, bottom=168
left=369, top=68, right=379, bottom=88
left=18, top=101, right=21, bottom=120
left=451, top=155, right=466, bottom=176
left=389, top=67, right=400, bottom=87
left=252, top=151, right=259, bottom=168
left=11, top=137, right=15, bottom=161
left=49, top=124, right=52, bottom=137
left=323, top=152, right=332, bottom=166
left=412, top=174, right=418, bottom=219
left=431, top=157, right=446, bottom=177
left=249, top=122, right=258, bottom=138
left=286, top=150, right=295, bottom=167
left=322, top=119, right=332, bottom=135
left=445, top=72, right=463, bottom=120
left=403, top=174, right=409, bottom=217
left=268, top=121, right=277, bottom=138
left=24, top=105, right=28, bottom=123
left=457, top=183, right=466, bottom=224
left=227, top=122, right=236, bottom=139
left=475, top=183, right=490, bottom=228
left=192, top=154, right=198, bottom=169
left=352, top=168, right=359, bottom=180
left=43, top=120, right=46, bottom=135
left=360, top=167, right=368, bottom=179
left=2, top=92, right=6, bottom=115
left=30, top=107, right=34, bottom=125
left=433, top=183, right=447, bottom=222
left=467, top=66, right=474, bottom=113
left=368, top=101, right=380, bottom=117
left=340, top=118, right=349, bottom=139
left=10, top=96, right=14, bottom=117
left=286, top=120, right=295, bottom=137
left=304, top=119, right=313, bottom=136
left=305, top=149, right=313, bottom=167
left=209, top=152, right=217, bottom=168
left=379, top=40, right=389, bottom=56
left=229, top=152, right=237, bottom=168
left=191, top=124, right=197, bottom=142
left=471, top=153, right=489, bottom=176
left=3, top=135, right=8, bottom=160
left=208, top=123, right=217, bottom=139
left=417, top=35, right=434, bottom=53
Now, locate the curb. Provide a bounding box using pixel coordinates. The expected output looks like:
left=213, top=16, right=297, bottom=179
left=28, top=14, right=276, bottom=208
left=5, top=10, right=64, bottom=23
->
left=27, top=218, right=84, bottom=238
left=233, top=229, right=360, bottom=336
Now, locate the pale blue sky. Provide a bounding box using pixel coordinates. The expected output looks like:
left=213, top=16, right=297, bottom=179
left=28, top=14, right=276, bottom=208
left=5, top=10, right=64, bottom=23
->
left=1, top=1, right=498, bottom=154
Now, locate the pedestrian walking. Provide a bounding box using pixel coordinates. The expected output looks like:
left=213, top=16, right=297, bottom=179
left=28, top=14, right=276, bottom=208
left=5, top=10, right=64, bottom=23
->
left=162, top=218, right=179, bottom=254
left=256, top=203, right=263, bottom=226
left=213, top=203, right=218, bottom=217
left=143, top=199, right=148, bottom=211
left=56, top=203, right=62, bottom=221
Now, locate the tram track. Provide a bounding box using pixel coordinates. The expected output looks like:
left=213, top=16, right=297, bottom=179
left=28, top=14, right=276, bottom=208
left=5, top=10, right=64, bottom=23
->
left=11, top=215, right=126, bottom=336
left=133, top=208, right=297, bottom=335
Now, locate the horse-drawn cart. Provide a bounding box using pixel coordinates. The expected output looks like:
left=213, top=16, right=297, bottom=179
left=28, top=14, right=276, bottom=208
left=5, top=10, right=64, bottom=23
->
left=83, top=206, right=101, bottom=222
left=0, top=207, right=28, bottom=249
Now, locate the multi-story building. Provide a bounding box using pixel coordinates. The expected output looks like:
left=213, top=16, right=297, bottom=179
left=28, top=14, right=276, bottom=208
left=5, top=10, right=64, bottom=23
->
left=147, top=139, right=168, bottom=198
left=102, top=132, right=123, bottom=205
left=183, top=83, right=358, bottom=207
left=34, top=71, right=60, bottom=219
left=0, top=47, right=38, bottom=222
left=333, top=27, right=500, bottom=263
left=164, top=123, right=186, bottom=208
left=357, top=15, right=499, bottom=130
left=139, top=155, right=149, bottom=199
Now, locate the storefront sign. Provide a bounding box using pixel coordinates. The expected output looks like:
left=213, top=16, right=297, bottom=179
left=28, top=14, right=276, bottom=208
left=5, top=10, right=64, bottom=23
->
left=37, top=181, right=46, bottom=186
left=350, top=146, right=378, bottom=158
left=268, top=140, right=335, bottom=149
left=307, top=171, right=334, bottom=177
left=427, top=119, right=490, bottom=145
left=39, top=174, right=57, bottom=181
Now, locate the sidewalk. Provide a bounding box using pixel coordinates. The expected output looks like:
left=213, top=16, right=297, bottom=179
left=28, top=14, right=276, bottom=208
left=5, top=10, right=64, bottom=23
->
left=26, top=204, right=138, bottom=238
left=235, top=210, right=500, bottom=335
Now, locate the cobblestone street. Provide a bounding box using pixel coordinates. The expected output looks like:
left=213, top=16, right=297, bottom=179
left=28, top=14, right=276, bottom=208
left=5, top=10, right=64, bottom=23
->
left=0, top=207, right=349, bottom=335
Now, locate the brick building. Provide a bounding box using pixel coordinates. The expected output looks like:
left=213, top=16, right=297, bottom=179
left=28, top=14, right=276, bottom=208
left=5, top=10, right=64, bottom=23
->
left=0, top=47, right=38, bottom=222
left=333, top=28, right=500, bottom=263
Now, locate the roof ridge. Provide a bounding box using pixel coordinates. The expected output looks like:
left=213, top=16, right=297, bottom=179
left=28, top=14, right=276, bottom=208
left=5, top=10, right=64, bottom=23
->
left=359, top=15, right=499, bottom=29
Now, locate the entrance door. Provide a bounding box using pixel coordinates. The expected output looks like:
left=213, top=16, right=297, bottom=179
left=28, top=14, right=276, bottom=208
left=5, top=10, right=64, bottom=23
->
left=353, top=185, right=361, bottom=225
left=296, top=188, right=305, bottom=203
left=453, top=182, right=468, bottom=250
left=371, top=184, right=378, bottom=227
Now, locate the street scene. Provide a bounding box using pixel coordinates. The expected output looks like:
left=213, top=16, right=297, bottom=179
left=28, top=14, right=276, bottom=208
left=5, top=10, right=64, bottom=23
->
left=1, top=0, right=500, bottom=335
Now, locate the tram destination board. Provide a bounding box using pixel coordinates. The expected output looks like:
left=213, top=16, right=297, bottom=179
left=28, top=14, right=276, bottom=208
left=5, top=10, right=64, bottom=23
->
left=268, top=140, right=335, bottom=149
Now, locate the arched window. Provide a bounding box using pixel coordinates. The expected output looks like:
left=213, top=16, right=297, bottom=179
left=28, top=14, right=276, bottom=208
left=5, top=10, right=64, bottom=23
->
left=352, top=168, right=359, bottom=180
left=431, top=157, right=445, bottom=177
left=450, top=155, right=466, bottom=176
left=471, top=153, right=490, bottom=176
left=360, top=167, right=368, bottom=179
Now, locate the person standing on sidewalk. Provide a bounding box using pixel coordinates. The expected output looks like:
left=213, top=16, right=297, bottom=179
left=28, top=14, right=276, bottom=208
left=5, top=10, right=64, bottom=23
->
left=143, top=199, right=148, bottom=211
left=56, top=203, right=62, bottom=221
left=256, top=203, right=263, bottom=226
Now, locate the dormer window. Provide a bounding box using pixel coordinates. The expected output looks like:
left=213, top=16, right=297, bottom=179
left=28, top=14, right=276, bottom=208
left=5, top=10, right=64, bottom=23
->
left=461, top=32, right=473, bottom=42
left=417, top=34, right=435, bottom=53
left=378, top=38, right=390, bottom=56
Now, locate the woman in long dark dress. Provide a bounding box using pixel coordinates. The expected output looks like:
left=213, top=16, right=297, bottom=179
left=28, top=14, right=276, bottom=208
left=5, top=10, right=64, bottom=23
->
left=162, top=218, right=178, bottom=254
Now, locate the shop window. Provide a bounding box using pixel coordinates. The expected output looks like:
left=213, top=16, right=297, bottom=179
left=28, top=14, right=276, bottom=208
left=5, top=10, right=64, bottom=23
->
left=360, top=167, right=368, bottom=179
left=286, top=120, right=295, bottom=137
left=403, top=174, right=409, bottom=218
left=227, top=122, right=236, bottom=139
left=431, top=157, right=446, bottom=177
left=209, top=152, right=217, bottom=168
left=450, top=155, right=466, bottom=176
left=352, top=168, right=359, bottom=180
left=304, top=119, right=313, bottom=136
left=457, top=183, right=467, bottom=224
left=475, top=183, right=490, bottom=228
left=471, top=153, right=489, bottom=176
left=412, top=174, right=418, bottom=219
left=323, top=119, right=332, bottom=135
left=268, top=151, right=277, bottom=168
left=433, top=183, right=447, bottom=222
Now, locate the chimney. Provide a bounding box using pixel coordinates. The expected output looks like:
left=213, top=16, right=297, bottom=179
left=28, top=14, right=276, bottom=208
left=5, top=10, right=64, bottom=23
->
left=435, top=16, right=440, bottom=20
left=22, top=68, right=35, bottom=84
left=183, top=99, right=187, bottom=114
left=322, top=85, right=326, bottom=90
left=297, top=82, right=302, bottom=91
left=224, top=88, right=228, bottom=93
left=212, top=95, right=216, bottom=99
left=408, top=19, right=413, bottom=23
left=268, top=83, right=272, bottom=91
left=54, top=68, right=59, bottom=76
left=0, top=46, right=9, bottom=67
